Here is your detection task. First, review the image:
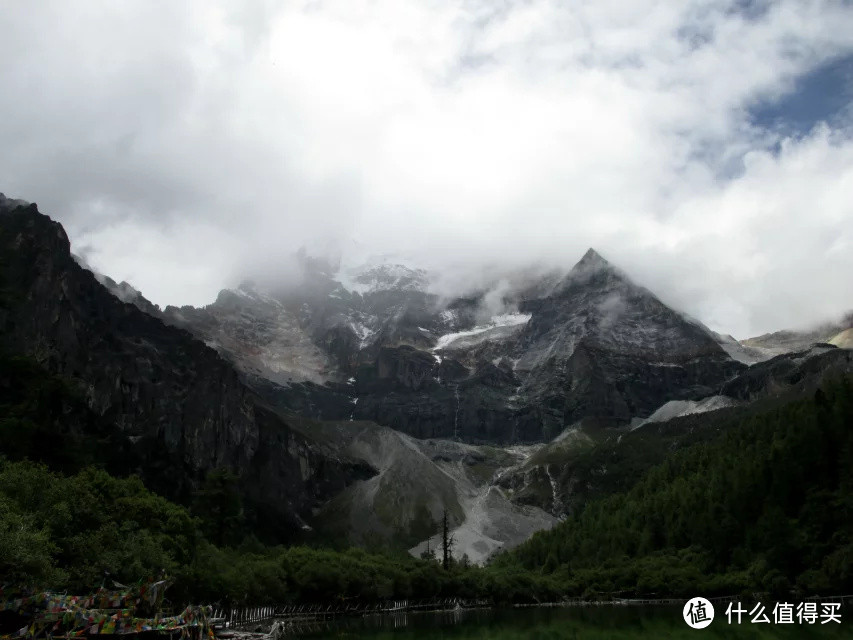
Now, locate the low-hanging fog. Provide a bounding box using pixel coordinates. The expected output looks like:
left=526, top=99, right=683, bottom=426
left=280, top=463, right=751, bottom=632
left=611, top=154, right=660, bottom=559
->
left=1, top=1, right=852, bottom=338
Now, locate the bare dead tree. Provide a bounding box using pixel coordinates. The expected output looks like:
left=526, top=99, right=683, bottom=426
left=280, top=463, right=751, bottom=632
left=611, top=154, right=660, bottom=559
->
left=441, top=509, right=455, bottom=570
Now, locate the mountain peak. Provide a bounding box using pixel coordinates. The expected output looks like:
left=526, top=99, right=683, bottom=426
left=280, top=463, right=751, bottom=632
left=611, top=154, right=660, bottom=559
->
left=559, top=247, right=634, bottom=293
left=571, top=247, right=613, bottom=274
left=574, top=248, right=610, bottom=270
left=0, top=192, right=32, bottom=212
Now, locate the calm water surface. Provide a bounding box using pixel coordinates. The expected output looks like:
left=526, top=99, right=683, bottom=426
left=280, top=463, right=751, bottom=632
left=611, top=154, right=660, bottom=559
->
left=285, top=605, right=848, bottom=639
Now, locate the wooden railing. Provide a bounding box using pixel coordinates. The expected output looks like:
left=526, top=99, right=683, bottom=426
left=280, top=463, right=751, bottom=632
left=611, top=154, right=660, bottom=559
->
left=213, top=597, right=492, bottom=628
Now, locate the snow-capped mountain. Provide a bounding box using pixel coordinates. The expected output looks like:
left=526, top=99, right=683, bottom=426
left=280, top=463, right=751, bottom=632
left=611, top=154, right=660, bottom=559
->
left=340, top=262, right=430, bottom=296
left=160, top=258, right=446, bottom=384
left=7, top=193, right=851, bottom=563
left=87, top=242, right=846, bottom=446
left=157, top=247, right=752, bottom=443
left=504, top=248, right=743, bottom=431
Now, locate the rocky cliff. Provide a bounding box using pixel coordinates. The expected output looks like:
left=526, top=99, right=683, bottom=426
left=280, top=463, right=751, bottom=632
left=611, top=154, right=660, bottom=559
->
left=508, top=249, right=745, bottom=432
left=161, top=248, right=745, bottom=443
left=496, top=341, right=853, bottom=518
left=5, top=190, right=850, bottom=558
left=0, top=195, right=373, bottom=540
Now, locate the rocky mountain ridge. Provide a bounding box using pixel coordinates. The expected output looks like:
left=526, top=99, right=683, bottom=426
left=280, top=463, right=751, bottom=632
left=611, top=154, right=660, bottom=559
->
left=0, top=194, right=557, bottom=559
left=5, top=190, right=850, bottom=563
left=496, top=341, right=853, bottom=518
left=154, top=247, right=757, bottom=443
left=0, top=194, right=374, bottom=540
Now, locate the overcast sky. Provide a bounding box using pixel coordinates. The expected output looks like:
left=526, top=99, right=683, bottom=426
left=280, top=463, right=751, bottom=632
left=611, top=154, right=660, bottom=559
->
left=2, top=0, right=852, bottom=338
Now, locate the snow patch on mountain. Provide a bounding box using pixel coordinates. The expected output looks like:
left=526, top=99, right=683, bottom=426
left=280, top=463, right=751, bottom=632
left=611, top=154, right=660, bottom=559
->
left=235, top=282, right=283, bottom=306
left=338, top=263, right=429, bottom=296
left=348, top=320, right=377, bottom=348
left=433, top=313, right=531, bottom=351
left=633, top=395, right=738, bottom=430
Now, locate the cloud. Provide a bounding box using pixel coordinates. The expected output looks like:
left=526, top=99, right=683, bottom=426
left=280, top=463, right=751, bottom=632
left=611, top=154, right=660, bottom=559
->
left=1, top=0, right=852, bottom=337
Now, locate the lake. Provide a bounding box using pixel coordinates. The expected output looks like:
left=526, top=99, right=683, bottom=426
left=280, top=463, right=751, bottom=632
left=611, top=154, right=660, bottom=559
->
left=283, top=605, right=848, bottom=638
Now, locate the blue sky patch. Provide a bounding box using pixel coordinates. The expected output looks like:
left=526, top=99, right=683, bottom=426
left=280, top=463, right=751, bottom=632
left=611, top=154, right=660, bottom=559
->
left=749, top=53, right=853, bottom=136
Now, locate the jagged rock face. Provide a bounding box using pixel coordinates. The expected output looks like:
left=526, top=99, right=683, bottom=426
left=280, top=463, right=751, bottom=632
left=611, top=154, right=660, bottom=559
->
left=0, top=199, right=373, bottom=538
left=73, top=255, right=163, bottom=318
left=494, top=426, right=597, bottom=516
left=375, top=345, right=437, bottom=390
left=508, top=250, right=744, bottom=429
left=60, top=188, right=745, bottom=444
left=259, top=252, right=742, bottom=441
left=165, top=285, right=337, bottom=385
left=498, top=342, right=853, bottom=519
left=518, top=250, right=727, bottom=368
left=160, top=262, right=452, bottom=382
left=155, top=247, right=748, bottom=443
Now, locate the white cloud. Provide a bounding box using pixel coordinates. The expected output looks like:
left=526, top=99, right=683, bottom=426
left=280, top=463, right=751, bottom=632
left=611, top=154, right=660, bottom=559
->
left=1, top=0, right=852, bottom=336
